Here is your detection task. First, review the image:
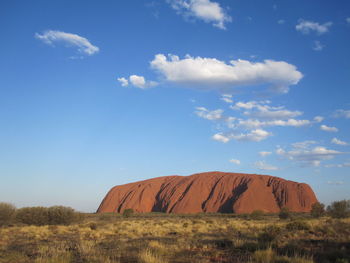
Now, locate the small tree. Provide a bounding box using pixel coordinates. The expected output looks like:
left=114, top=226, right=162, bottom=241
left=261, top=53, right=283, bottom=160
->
left=0, top=202, right=16, bottom=226
left=310, top=202, right=325, bottom=218
left=123, top=208, right=134, bottom=217
left=327, top=200, right=350, bottom=219
left=279, top=207, right=290, bottom=220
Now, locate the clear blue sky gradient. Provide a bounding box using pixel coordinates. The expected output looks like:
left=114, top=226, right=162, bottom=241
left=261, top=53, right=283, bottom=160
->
left=1, top=0, right=349, bottom=212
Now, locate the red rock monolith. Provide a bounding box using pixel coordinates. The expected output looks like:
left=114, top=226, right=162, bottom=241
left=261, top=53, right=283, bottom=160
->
left=97, top=172, right=318, bottom=214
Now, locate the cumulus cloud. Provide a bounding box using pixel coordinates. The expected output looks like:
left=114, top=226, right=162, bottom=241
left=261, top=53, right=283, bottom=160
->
left=296, top=19, right=332, bottom=35
left=150, top=54, right=303, bottom=94
left=197, top=100, right=319, bottom=144
left=232, top=101, right=303, bottom=120
left=320, top=124, right=338, bottom=132
left=117, top=77, right=129, bottom=87
left=195, top=107, right=223, bottom=120
left=346, top=18, right=350, bottom=24
left=313, top=40, right=324, bottom=51
left=213, top=129, right=272, bottom=143
left=168, top=0, right=232, bottom=29
left=221, top=94, right=233, bottom=103
left=334, top=109, right=350, bottom=119
left=313, top=116, right=324, bottom=123
left=259, top=151, right=272, bottom=157
left=277, top=143, right=344, bottom=167
left=254, top=161, right=278, bottom=171
left=35, top=30, right=99, bottom=55
left=229, top=159, right=241, bottom=165
left=117, top=75, right=158, bottom=89
left=331, top=138, right=348, bottom=146
left=212, top=133, right=230, bottom=143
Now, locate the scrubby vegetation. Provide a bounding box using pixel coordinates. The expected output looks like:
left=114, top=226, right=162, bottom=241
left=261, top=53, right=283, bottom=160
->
left=0, top=203, right=16, bottom=227
left=310, top=202, right=325, bottom=218
left=327, top=200, right=350, bottom=219
left=0, top=202, right=349, bottom=263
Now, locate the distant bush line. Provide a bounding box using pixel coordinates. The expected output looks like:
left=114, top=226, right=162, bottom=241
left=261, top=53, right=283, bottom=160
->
left=0, top=203, right=84, bottom=226
left=0, top=199, right=349, bottom=226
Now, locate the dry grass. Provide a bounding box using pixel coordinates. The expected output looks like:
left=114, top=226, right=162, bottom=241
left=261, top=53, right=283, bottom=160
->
left=0, top=214, right=349, bottom=263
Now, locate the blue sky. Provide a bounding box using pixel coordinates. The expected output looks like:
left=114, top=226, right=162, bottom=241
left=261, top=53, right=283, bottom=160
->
left=1, top=0, right=350, bottom=212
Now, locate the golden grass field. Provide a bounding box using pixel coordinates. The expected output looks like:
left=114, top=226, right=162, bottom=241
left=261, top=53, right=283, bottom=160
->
left=0, top=213, right=349, bottom=263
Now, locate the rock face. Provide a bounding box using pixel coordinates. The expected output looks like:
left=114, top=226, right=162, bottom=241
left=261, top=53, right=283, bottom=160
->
left=97, top=172, right=318, bottom=214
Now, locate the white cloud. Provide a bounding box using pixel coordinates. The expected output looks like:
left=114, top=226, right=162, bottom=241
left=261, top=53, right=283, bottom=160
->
left=334, top=109, right=350, bottom=119
left=118, top=75, right=158, bottom=89
left=35, top=30, right=99, bottom=55
left=259, top=151, right=272, bottom=157
left=277, top=19, right=285, bottom=25
left=229, top=159, right=241, bottom=165
left=313, top=40, right=324, bottom=51
left=254, top=161, right=278, bottom=171
left=292, top=140, right=317, bottom=149
left=296, top=19, right=332, bottom=35
left=313, top=116, right=324, bottom=123
left=331, top=138, right=348, bottom=146
left=168, top=0, right=232, bottom=29
left=221, top=94, right=233, bottom=103
left=237, top=118, right=310, bottom=129
left=277, top=144, right=344, bottom=167
left=129, top=75, right=146, bottom=89
left=346, top=18, right=350, bottom=24
left=232, top=129, right=272, bottom=142
left=117, top=77, right=129, bottom=87
left=233, top=101, right=303, bottom=120
left=150, top=54, right=303, bottom=94
left=320, top=124, right=338, bottom=132
left=212, top=129, right=272, bottom=143
left=195, top=107, right=223, bottom=120
left=327, top=181, right=344, bottom=185
left=212, top=133, right=230, bottom=143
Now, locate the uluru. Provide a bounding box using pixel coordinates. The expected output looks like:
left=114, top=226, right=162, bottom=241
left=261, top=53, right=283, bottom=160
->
left=97, top=171, right=318, bottom=214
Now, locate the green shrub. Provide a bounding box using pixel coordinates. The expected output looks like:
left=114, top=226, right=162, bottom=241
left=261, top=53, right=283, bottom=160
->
left=327, top=200, right=350, bottom=219
left=16, top=206, right=79, bottom=225
left=286, top=220, right=310, bottom=231
left=0, top=202, right=16, bottom=226
left=123, top=208, right=134, bottom=217
left=250, top=210, right=264, bottom=220
left=47, top=206, right=77, bottom=225
left=16, top=207, right=49, bottom=225
left=311, top=202, right=325, bottom=218
left=279, top=207, right=290, bottom=220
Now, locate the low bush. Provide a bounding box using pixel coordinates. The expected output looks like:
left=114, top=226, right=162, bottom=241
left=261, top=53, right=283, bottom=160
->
left=250, top=210, right=264, bottom=220
left=123, top=208, right=134, bottom=217
left=0, top=202, right=16, bottom=226
left=16, top=206, right=49, bottom=225
left=310, top=202, right=325, bottom=218
left=16, top=206, right=80, bottom=225
left=286, top=220, right=310, bottom=231
left=279, top=207, right=290, bottom=220
left=327, top=200, right=350, bottom=219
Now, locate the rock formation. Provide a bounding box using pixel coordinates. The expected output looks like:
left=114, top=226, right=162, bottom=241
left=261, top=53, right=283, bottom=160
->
left=97, top=171, right=318, bottom=214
